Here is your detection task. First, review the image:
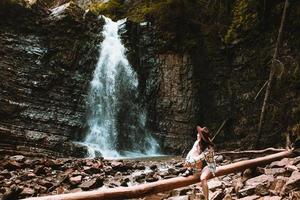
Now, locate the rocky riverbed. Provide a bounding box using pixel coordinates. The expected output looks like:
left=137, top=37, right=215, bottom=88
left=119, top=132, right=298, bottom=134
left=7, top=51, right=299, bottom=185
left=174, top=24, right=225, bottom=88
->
left=0, top=154, right=299, bottom=200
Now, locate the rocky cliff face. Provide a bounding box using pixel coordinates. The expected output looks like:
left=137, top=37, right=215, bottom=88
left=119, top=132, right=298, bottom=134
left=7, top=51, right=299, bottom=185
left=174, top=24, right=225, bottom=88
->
left=122, top=0, right=300, bottom=154
left=0, top=1, right=103, bottom=157
left=123, top=22, right=207, bottom=154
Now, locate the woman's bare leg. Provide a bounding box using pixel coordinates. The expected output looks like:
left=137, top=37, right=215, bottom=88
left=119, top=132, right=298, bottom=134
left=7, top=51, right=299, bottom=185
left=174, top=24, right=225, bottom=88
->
left=200, top=167, right=210, bottom=200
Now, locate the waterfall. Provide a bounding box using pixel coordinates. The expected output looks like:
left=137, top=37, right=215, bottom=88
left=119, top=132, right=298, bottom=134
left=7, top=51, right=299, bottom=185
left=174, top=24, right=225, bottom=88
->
left=83, top=16, right=160, bottom=158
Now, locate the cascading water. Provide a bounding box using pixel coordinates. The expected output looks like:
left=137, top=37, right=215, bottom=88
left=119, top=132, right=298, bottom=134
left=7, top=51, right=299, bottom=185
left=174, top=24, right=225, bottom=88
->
left=83, top=16, right=160, bottom=158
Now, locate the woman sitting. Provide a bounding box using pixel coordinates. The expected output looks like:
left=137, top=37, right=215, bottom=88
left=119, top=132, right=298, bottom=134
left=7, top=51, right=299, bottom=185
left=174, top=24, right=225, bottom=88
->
left=183, top=126, right=217, bottom=200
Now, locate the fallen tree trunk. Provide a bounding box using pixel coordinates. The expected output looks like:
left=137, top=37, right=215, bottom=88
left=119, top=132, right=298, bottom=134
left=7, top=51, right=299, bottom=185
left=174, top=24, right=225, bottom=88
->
left=217, top=147, right=286, bottom=159
left=25, top=150, right=295, bottom=200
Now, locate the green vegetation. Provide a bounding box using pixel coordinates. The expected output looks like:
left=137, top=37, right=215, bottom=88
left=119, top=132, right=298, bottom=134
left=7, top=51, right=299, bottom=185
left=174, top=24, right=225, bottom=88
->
left=224, top=0, right=258, bottom=44
left=89, top=0, right=126, bottom=20
left=89, top=0, right=204, bottom=52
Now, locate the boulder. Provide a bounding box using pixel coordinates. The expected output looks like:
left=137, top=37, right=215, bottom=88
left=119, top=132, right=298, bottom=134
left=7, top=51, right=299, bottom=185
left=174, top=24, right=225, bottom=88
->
left=34, top=166, right=47, bottom=176
left=20, top=187, right=35, bottom=197
left=237, top=186, right=256, bottom=198
left=210, top=190, right=224, bottom=200
left=285, top=164, right=298, bottom=172
left=245, top=175, right=274, bottom=187
left=83, top=166, right=101, bottom=174
left=38, top=180, right=54, bottom=189
left=281, top=171, right=300, bottom=194
left=207, top=179, right=223, bottom=191
left=2, top=186, right=22, bottom=200
left=167, top=195, right=189, bottom=200
left=269, top=176, right=288, bottom=195
left=269, top=158, right=289, bottom=168
left=69, top=175, right=82, bottom=185
left=150, top=164, right=158, bottom=170
left=261, top=196, right=282, bottom=200
left=238, top=195, right=260, bottom=200
left=167, top=168, right=178, bottom=175
left=78, top=177, right=103, bottom=190
left=69, top=188, right=83, bottom=193
left=254, top=183, right=269, bottom=196
left=1, top=170, right=12, bottom=179
left=9, top=155, right=25, bottom=162
left=3, top=161, right=22, bottom=171
left=291, top=156, right=300, bottom=165
left=263, top=168, right=287, bottom=177
left=111, top=161, right=128, bottom=172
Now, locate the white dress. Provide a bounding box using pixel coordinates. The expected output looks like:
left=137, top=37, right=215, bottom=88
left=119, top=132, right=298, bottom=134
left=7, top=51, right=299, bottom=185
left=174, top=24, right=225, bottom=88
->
left=185, top=140, right=217, bottom=175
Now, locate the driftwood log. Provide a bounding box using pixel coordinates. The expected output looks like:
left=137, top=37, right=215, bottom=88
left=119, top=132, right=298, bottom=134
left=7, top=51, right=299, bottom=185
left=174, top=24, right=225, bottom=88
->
left=217, top=147, right=286, bottom=159
left=24, top=149, right=295, bottom=200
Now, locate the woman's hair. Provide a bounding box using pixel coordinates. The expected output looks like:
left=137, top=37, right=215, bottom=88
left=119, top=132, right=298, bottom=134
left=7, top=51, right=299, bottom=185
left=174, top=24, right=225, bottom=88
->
left=199, top=139, right=212, bottom=151
left=198, top=129, right=214, bottom=151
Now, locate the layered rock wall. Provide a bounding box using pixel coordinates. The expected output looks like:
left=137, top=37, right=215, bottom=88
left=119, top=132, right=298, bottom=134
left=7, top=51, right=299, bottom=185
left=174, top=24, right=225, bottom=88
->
left=153, top=54, right=201, bottom=153
left=0, top=2, right=103, bottom=157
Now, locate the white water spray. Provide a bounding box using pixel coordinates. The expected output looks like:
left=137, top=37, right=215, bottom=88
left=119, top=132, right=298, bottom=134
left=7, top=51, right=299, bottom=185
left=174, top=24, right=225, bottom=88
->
left=83, top=16, right=160, bottom=158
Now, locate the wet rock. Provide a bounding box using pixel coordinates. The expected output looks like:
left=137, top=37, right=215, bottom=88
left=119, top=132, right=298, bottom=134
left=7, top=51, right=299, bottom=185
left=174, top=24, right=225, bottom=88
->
left=79, top=177, right=103, bottom=190
left=111, top=161, right=128, bottom=172
left=120, top=178, right=130, bottom=187
left=150, top=164, right=158, bottom=170
left=133, top=164, right=146, bottom=170
left=103, top=166, right=114, bottom=175
left=134, top=173, right=146, bottom=183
